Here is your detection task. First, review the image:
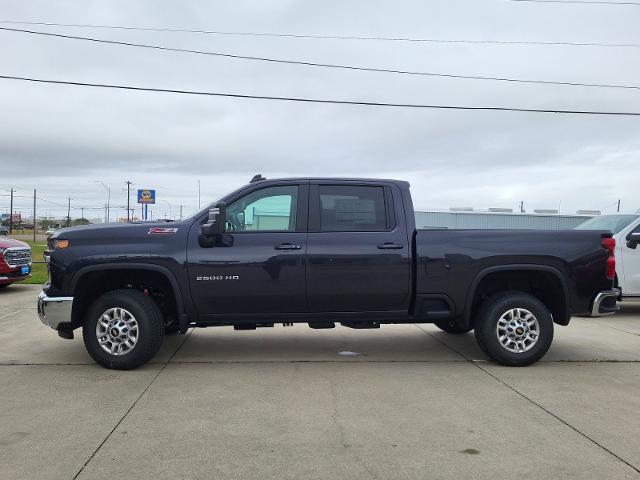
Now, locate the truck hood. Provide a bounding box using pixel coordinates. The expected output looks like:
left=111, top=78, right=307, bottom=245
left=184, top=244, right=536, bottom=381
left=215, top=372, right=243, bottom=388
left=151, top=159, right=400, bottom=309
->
left=0, top=237, right=29, bottom=249
left=50, top=221, right=188, bottom=243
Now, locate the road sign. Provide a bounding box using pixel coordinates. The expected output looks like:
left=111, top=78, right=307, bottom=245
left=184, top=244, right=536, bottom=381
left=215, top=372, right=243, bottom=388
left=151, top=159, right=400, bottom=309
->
left=137, top=189, right=156, bottom=204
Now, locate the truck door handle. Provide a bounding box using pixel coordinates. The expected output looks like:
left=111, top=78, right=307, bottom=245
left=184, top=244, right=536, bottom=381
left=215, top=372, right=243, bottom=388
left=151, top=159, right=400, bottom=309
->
left=275, top=243, right=302, bottom=250
left=377, top=242, right=404, bottom=250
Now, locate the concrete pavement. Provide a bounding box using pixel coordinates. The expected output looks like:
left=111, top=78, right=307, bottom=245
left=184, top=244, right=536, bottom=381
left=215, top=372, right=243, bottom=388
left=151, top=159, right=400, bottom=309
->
left=1, top=284, right=639, bottom=479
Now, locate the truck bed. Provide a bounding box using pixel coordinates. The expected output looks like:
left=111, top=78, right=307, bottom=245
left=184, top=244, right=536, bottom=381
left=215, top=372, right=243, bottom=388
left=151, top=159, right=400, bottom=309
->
left=413, top=229, right=613, bottom=322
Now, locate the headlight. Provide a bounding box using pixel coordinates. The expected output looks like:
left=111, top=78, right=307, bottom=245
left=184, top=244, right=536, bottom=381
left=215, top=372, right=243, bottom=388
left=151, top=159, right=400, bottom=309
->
left=50, top=239, right=69, bottom=250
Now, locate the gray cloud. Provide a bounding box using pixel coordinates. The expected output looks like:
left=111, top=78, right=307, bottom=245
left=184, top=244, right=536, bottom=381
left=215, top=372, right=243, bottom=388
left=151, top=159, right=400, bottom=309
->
left=1, top=0, right=639, bottom=220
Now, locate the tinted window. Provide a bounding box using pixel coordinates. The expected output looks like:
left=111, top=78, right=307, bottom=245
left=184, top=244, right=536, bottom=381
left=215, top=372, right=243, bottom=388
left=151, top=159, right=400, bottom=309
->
left=574, top=215, right=639, bottom=234
left=319, top=185, right=388, bottom=232
left=226, top=185, right=298, bottom=232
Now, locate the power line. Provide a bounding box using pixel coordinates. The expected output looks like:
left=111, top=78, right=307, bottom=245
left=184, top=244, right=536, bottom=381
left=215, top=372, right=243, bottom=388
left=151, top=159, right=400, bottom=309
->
left=511, top=0, right=640, bottom=5
left=2, top=27, right=639, bottom=92
left=1, top=74, right=639, bottom=116
left=1, top=19, right=639, bottom=48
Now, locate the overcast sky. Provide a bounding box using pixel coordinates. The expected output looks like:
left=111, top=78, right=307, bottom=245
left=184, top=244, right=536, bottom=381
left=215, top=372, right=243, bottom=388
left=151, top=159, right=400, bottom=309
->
left=1, top=0, right=639, bottom=220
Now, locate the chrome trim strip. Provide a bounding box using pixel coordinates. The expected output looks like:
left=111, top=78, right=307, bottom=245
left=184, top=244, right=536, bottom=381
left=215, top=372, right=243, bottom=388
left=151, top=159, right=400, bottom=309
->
left=591, top=289, right=619, bottom=317
left=37, top=291, right=74, bottom=329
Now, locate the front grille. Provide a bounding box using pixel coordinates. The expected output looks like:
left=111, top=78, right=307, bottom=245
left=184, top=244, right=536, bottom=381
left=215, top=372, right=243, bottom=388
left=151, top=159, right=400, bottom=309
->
left=4, top=248, right=31, bottom=267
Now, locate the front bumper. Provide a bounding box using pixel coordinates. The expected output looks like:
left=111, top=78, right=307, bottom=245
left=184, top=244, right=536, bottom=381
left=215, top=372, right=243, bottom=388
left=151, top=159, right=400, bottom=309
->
left=37, top=291, right=74, bottom=329
left=590, top=289, right=619, bottom=317
left=0, top=267, right=31, bottom=284
left=0, top=274, right=30, bottom=284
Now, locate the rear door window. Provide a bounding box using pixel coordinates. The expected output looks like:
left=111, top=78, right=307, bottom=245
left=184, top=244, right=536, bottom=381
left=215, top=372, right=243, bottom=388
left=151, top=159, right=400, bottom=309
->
left=318, top=185, right=389, bottom=232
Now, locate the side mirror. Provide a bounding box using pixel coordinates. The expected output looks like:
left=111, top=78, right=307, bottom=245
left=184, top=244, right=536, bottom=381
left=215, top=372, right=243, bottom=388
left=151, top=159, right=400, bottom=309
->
left=200, top=202, right=226, bottom=240
left=627, top=232, right=640, bottom=249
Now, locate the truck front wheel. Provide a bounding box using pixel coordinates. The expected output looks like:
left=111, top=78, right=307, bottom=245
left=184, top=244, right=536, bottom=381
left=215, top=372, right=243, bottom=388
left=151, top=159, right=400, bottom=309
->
left=83, top=289, right=165, bottom=370
left=474, top=291, right=553, bottom=366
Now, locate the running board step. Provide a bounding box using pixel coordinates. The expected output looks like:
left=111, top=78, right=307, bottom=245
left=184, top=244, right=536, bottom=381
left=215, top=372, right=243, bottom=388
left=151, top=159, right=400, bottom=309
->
left=308, top=321, right=335, bottom=329
left=341, top=321, right=380, bottom=329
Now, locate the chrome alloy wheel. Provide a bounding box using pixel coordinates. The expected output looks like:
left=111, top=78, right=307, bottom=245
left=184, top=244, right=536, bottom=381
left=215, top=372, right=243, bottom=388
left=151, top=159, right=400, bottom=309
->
left=496, top=308, right=540, bottom=354
left=95, top=307, right=139, bottom=356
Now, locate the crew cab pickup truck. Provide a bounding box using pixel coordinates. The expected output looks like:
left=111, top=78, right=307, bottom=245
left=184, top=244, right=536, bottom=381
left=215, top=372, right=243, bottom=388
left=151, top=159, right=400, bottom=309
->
left=575, top=213, right=640, bottom=299
left=38, top=177, right=618, bottom=369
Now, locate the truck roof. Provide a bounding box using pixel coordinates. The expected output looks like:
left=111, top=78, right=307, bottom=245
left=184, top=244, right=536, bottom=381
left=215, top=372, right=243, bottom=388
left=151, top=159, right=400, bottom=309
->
left=245, top=176, right=410, bottom=187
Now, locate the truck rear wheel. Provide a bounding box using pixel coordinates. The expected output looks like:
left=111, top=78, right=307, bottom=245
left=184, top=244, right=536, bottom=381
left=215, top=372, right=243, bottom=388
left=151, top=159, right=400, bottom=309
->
left=433, top=319, right=473, bottom=334
left=474, top=291, right=553, bottom=366
left=82, top=289, right=164, bottom=370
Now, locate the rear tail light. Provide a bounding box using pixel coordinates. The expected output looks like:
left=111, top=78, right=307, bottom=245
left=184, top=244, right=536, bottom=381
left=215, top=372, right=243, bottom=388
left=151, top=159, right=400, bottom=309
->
left=602, top=236, right=616, bottom=280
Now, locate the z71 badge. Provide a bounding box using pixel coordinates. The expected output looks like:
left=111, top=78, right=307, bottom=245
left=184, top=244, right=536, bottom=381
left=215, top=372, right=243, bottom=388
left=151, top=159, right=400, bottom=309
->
left=148, top=227, right=179, bottom=235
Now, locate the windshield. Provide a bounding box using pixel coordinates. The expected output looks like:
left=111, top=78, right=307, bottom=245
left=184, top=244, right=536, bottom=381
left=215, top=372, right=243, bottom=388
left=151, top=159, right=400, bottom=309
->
left=574, top=215, right=639, bottom=234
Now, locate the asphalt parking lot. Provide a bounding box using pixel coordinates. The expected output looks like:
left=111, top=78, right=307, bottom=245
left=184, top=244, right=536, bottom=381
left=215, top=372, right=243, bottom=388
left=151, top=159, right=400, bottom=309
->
left=1, top=284, right=639, bottom=480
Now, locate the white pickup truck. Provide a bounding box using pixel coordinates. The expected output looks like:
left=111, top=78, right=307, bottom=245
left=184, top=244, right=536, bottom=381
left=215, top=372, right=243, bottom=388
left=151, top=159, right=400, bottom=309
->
left=576, top=214, right=640, bottom=299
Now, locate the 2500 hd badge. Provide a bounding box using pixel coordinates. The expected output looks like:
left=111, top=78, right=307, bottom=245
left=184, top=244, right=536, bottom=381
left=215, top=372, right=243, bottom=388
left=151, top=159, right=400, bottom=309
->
left=196, top=275, right=239, bottom=281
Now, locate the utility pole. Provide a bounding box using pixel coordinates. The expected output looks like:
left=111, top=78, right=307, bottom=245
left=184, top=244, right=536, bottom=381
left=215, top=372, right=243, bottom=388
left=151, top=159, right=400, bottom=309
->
left=617, top=199, right=621, bottom=213
left=81, top=207, right=84, bottom=221
left=519, top=201, right=524, bottom=213
left=9, top=187, right=14, bottom=234
left=179, top=204, right=183, bottom=220
left=198, top=180, right=201, bottom=209
left=125, top=181, right=132, bottom=222
left=66, top=197, right=71, bottom=227
left=33, top=189, right=36, bottom=242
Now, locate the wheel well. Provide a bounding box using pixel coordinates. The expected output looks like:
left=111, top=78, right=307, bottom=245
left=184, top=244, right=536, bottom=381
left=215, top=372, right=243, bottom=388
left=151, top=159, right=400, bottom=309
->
left=71, top=269, right=178, bottom=328
left=468, top=269, right=568, bottom=326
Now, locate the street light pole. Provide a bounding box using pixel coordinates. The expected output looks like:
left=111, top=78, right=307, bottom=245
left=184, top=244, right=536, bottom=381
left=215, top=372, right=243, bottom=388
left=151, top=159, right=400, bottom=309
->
left=162, top=200, right=173, bottom=220
left=95, top=181, right=111, bottom=223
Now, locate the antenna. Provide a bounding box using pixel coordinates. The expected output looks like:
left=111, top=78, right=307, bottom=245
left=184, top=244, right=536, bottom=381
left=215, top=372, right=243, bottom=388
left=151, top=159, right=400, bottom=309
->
left=250, top=174, right=265, bottom=183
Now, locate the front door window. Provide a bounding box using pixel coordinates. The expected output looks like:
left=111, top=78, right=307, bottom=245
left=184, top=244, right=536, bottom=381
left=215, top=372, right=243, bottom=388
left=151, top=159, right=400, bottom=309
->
left=226, top=185, right=298, bottom=232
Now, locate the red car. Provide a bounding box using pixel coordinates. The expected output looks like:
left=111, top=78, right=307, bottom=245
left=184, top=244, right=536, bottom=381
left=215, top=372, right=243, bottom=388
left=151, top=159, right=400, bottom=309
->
left=0, top=238, right=32, bottom=288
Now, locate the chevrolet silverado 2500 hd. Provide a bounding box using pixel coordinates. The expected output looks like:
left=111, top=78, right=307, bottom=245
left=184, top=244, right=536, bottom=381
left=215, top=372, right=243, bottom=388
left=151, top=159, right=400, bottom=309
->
left=37, top=177, right=618, bottom=369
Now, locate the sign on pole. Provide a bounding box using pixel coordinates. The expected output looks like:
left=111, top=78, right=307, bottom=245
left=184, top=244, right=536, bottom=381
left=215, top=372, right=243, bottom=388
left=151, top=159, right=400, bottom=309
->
left=137, top=189, right=155, bottom=221
left=137, top=189, right=156, bottom=204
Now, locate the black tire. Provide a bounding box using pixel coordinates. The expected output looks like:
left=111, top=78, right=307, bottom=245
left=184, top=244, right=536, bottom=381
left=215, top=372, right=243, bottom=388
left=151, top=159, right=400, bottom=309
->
left=0, top=284, right=9, bottom=289
left=434, top=319, right=473, bottom=334
left=474, top=291, right=553, bottom=367
left=83, top=289, right=164, bottom=370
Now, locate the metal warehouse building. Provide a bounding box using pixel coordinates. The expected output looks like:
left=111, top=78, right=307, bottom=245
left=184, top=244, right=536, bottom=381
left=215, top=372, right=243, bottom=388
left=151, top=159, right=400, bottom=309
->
left=415, top=211, right=593, bottom=230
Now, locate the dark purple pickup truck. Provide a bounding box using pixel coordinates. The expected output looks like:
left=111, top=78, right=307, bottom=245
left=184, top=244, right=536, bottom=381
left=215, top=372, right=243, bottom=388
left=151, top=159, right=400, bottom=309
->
left=38, top=176, right=618, bottom=369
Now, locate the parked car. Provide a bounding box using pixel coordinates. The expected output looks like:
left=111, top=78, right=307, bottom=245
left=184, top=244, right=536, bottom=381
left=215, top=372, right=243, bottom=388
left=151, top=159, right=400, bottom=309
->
left=0, top=226, right=8, bottom=236
left=575, top=213, right=640, bottom=299
left=0, top=237, right=32, bottom=288
left=37, top=176, right=617, bottom=369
